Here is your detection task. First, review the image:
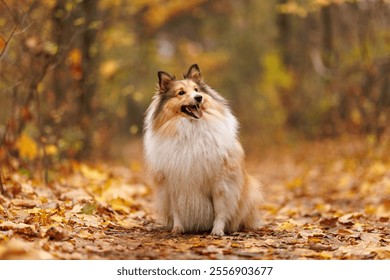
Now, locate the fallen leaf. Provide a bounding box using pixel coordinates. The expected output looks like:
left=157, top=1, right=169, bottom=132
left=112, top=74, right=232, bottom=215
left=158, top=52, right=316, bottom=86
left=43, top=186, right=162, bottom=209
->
left=278, top=220, right=296, bottom=231
left=0, top=221, right=39, bottom=237
left=309, top=242, right=334, bottom=251
left=319, top=217, right=338, bottom=228
left=0, top=238, right=53, bottom=259
left=80, top=202, right=97, bottom=215
left=45, top=226, right=69, bottom=241
left=11, top=199, right=40, bottom=208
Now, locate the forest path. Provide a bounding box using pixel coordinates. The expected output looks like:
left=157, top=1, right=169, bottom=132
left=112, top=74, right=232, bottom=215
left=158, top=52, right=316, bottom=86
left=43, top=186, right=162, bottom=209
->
left=0, top=137, right=389, bottom=259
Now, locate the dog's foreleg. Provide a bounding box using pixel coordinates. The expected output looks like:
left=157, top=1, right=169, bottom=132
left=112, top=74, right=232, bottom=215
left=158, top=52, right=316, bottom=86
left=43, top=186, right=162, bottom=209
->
left=170, top=191, right=185, bottom=234
left=211, top=199, right=226, bottom=236
left=154, top=172, right=174, bottom=229
left=156, top=187, right=173, bottom=229
left=211, top=179, right=239, bottom=236
left=172, top=209, right=185, bottom=234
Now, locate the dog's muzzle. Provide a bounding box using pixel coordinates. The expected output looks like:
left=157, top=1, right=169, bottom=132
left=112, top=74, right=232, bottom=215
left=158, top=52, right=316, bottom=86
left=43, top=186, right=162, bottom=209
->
left=181, top=95, right=203, bottom=119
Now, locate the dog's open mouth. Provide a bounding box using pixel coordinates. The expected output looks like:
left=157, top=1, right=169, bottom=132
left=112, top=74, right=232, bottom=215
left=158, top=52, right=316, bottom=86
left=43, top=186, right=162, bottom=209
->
left=181, top=104, right=203, bottom=119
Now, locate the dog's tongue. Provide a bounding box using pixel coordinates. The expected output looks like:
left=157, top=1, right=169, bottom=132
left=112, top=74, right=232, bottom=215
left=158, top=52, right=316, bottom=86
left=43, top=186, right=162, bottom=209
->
left=189, top=105, right=203, bottom=118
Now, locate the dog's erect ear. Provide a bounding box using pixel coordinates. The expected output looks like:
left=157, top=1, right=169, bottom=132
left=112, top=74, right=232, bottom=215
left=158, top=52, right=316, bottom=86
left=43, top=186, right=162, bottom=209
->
left=184, top=64, right=202, bottom=82
left=158, top=71, right=175, bottom=92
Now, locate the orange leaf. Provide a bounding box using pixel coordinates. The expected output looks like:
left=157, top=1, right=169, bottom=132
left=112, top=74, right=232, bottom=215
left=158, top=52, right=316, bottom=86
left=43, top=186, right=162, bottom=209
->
left=69, top=48, right=82, bottom=79
left=0, top=35, right=5, bottom=53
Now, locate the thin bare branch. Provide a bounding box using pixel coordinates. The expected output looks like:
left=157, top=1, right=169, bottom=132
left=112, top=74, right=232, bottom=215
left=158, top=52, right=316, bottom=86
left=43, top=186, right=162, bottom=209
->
left=0, top=170, right=4, bottom=195
left=0, top=0, right=17, bottom=20
left=0, top=23, right=18, bottom=60
left=0, top=0, right=19, bottom=60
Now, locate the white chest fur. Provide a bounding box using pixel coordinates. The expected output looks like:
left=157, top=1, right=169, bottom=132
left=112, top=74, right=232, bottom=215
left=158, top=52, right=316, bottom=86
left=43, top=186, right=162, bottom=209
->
left=144, top=111, right=238, bottom=182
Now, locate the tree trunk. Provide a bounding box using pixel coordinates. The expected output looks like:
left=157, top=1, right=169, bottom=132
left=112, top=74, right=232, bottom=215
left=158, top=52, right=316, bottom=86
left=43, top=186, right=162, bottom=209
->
left=52, top=0, right=74, bottom=107
left=78, top=0, right=99, bottom=158
left=321, top=4, right=333, bottom=68
left=277, top=0, right=291, bottom=67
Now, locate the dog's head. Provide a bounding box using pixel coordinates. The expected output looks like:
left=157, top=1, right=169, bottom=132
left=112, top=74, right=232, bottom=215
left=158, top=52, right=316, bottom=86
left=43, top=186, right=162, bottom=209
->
left=157, top=64, right=205, bottom=120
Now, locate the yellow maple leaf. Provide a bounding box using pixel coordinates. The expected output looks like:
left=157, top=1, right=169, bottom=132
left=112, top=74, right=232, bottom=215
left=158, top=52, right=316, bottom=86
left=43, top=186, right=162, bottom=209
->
left=108, top=197, right=131, bottom=213
left=80, top=164, right=107, bottom=181
left=308, top=236, right=322, bottom=243
left=318, top=252, right=332, bottom=260
left=278, top=220, right=296, bottom=231
left=287, top=177, right=304, bottom=189
left=16, top=133, right=38, bottom=160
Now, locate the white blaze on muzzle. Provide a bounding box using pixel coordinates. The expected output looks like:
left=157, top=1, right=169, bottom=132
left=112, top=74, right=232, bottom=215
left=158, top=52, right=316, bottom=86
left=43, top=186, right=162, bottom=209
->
left=181, top=91, right=203, bottom=119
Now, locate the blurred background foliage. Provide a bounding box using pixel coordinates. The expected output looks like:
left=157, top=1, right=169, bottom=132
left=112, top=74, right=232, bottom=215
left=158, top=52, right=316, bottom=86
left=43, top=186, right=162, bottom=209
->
left=0, top=0, right=389, bottom=167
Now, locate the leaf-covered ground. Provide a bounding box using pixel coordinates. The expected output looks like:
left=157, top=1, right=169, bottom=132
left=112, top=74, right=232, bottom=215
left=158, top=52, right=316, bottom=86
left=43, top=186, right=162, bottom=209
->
left=0, top=137, right=389, bottom=259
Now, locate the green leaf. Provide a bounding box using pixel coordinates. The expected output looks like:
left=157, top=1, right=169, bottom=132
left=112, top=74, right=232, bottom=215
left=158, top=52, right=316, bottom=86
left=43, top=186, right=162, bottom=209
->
left=80, top=203, right=96, bottom=215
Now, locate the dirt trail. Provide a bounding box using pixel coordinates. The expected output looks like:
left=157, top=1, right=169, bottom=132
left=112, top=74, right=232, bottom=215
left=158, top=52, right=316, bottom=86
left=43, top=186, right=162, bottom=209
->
left=0, top=137, right=389, bottom=259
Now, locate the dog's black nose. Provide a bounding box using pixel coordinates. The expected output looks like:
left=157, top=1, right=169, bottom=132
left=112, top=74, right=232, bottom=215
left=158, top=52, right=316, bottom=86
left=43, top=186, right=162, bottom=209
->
left=194, top=95, right=203, bottom=103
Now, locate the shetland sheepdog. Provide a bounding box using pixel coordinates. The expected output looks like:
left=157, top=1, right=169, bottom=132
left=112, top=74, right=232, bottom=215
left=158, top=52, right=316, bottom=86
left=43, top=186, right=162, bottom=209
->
left=143, top=64, right=262, bottom=236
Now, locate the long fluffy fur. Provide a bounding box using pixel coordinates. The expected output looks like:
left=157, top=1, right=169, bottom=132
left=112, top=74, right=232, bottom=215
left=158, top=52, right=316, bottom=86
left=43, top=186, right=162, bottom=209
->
left=143, top=64, right=262, bottom=235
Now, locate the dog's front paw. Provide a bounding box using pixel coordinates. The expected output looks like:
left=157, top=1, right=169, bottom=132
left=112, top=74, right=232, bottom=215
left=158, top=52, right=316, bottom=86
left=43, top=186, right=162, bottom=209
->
left=211, top=227, right=225, bottom=236
left=172, top=226, right=184, bottom=235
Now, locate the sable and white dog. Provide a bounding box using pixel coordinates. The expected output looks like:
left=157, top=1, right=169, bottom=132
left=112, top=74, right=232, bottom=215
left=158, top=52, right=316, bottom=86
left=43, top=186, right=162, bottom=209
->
left=143, top=64, right=262, bottom=236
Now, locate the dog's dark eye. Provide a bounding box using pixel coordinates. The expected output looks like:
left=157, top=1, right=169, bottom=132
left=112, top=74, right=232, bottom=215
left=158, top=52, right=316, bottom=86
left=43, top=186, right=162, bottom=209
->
left=194, top=87, right=199, bottom=92
left=178, top=90, right=186, bottom=95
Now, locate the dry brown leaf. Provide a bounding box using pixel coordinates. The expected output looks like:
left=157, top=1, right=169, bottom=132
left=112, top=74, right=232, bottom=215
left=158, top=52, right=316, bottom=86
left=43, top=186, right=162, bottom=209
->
left=1, top=137, right=389, bottom=260
left=319, top=217, right=338, bottom=228
left=11, top=199, right=41, bottom=208
left=0, top=221, right=39, bottom=237
left=45, top=226, right=69, bottom=241
left=0, top=238, right=53, bottom=260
